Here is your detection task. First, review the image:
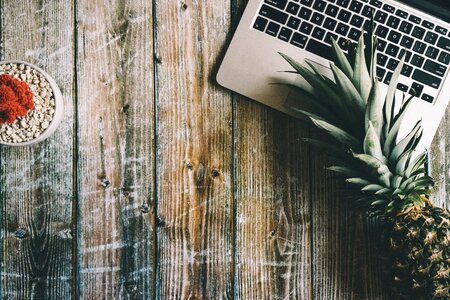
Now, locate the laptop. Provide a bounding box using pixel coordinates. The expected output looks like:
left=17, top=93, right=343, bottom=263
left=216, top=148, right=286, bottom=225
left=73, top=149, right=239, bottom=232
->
left=217, top=0, right=450, bottom=152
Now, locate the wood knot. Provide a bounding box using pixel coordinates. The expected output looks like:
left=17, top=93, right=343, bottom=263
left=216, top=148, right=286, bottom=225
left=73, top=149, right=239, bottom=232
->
left=100, top=178, right=111, bottom=188
left=141, top=204, right=150, bottom=214
left=156, top=217, right=165, bottom=227
left=186, top=162, right=193, bottom=170
left=181, top=1, right=188, bottom=10
left=122, top=104, right=130, bottom=113
left=14, top=228, right=27, bottom=239
left=125, top=281, right=138, bottom=295
left=211, top=168, right=220, bottom=178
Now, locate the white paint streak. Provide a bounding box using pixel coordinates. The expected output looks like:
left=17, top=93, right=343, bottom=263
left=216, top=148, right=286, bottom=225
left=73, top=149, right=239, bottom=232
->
left=80, top=266, right=121, bottom=274
left=82, top=241, right=126, bottom=254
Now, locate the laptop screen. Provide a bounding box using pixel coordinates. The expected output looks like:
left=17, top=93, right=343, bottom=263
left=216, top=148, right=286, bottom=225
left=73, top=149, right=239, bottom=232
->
left=399, top=0, right=450, bottom=22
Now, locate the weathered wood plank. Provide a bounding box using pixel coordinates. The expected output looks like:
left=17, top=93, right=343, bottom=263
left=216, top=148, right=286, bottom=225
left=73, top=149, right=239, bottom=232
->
left=154, top=1, right=234, bottom=298
left=76, top=0, right=154, bottom=298
left=234, top=102, right=311, bottom=299
left=0, top=1, right=74, bottom=299
left=310, top=146, right=388, bottom=299
left=430, top=108, right=450, bottom=210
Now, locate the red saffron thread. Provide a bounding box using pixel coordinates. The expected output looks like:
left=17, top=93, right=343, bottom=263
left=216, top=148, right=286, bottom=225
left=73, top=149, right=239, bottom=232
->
left=0, top=74, right=34, bottom=124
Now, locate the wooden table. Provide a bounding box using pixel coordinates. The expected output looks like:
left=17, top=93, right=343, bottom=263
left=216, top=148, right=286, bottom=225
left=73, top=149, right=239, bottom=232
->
left=0, top=1, right=448, bottom=299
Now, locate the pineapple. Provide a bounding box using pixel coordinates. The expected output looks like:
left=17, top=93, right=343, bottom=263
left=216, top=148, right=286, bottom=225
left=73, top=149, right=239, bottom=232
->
left=280, top=23, right=450, bottom=298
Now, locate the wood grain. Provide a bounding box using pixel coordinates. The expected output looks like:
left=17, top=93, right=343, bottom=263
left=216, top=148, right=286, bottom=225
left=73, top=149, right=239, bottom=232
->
left=154, top=1, right=234, bottom=298
left=0, top=1, right=74, bottom=299
left=234, top=103, right=311, bottom=299
left=430, top=106, right=450, bottom=210
left=76, top=0, right=154, bottom=298
left=309, top=144, right=388, bottom=299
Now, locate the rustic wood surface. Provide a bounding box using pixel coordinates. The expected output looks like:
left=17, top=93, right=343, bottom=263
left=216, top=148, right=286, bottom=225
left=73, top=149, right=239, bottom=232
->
left=0, top=0, right=448, bottom=299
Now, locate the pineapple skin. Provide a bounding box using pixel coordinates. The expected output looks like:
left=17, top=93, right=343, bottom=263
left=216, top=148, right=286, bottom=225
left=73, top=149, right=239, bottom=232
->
left=384, top=206, right=450, bottom=299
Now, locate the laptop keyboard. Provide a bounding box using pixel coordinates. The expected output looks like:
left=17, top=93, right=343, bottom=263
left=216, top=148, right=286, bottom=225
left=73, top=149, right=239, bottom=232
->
left=253, top=0, right=450, bottom=103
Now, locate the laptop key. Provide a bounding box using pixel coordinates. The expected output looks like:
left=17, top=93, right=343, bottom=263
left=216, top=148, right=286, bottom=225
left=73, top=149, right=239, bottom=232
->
left=300, top=0, right=313, bottom=7
left=422, top=20, right=434, bottom=30
left=387, top=30, right=402, bottom=44
left=299, top=22, right=313, bottom=34
left=409, top=15, right=421, bottom=24
left=377, top=39, right=387, bottom=51
left=399, top=21, right=413, bottom=34
left=312, top=27, right=326, bottom=40
left=291, top=32, right=308, bottom=48
left=435, top=26, right=448, bottom=36
left=382, top=4, right=395, bottom=13
left=325, top=32, right=338, bottom=44
left=323, top=17, right=337, bottom=30
left=425, top=46, right=439, bottom=60
left=286, top=2, right=300, bottom=15
left=254, top=17, right=268, bottom=31
left=266, top=22, right=281, bottom=36
left=306, top=39, right=332, bottom=60
left=361, top=6, right=374, bottom=18
left=336, top=23, right=350, bottom=36
left=374, top=11, right=388, bottom=24
left=350, top=15, right=364, bottom=28
left=325, top=4, right=339, bottom=17
left=387, top=58, right=400, bottom=71
left=400, top=49, right=412, bottom=62
left=425, top=32, right=438, bottom=45
left=412, top=70, right=441, bottom=89
left=438, top=51, right=450, bottom=65
left=396, top=9, right=408, bottom=19
left=386, top=44, right=400, bottom=57
left=411, top=54, right=425, bottom=67
left=298, top=7, right=313, bottom=20
left=370, top=0, right=382, bottom=8
left=412, top=26, right=425, bottom=39
left=260, top=5, right=289, bottom=24
left=376, top=25, right=389, bottom=39
left=265, top=0, right=288, bottom=10
left=336, top=0, right=350, bottom=8
left=387, top=16, right=400, bottom=29
left=376, top=67, right=386, bottom=81
left=397, top=83, right=408, bottom=92
left=413, top=41, right=426, bottom=54
left=377, top=53, right=388, bottom=66
left=337, top=9, right=352, bottom=22
left=349, top=28, right=360, bottom=41
left=278, top=27, right=293, bottom=41
left=400, top=36, right=414, bottom=49
left=337, top=37, right=348, bottom=50
left=349, top=1, right=362, bottom=13
left=313, top=0, right=327, bottom=12
left=424, top=60, right=447, bottom=77
left=409, top=82, right=424, bottom=97
left=421, top=94, right=434, bottom=103
left=384, top=72, right=393, bottom=84
left=287, top=16, right=301, bottom=30
left=437, top=36, right=450, bottom=52
left=311, top=12, right=325, bottom=25
left=401, top=64, right=413, bottom=77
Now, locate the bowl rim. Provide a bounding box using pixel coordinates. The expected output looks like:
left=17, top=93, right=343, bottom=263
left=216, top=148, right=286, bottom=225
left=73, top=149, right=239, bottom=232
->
left=0, top=60, right=64, bottom=146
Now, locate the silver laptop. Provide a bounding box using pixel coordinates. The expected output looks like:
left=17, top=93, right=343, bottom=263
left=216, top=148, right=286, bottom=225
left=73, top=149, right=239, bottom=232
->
left=217, top=0, right=450, bottom=152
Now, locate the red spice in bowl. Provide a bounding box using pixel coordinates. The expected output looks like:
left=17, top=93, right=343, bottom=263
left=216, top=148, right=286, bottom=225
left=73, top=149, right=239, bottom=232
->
left=0, top=74, right=34, bottom=123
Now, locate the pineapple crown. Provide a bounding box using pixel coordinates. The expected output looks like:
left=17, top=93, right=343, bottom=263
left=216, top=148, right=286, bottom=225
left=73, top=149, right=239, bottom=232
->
left=280, top=22, right=433, bottom=217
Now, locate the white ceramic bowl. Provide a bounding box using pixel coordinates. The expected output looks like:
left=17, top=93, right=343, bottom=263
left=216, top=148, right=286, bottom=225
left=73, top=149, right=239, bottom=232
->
left=0, top=60, right=64, bottom=146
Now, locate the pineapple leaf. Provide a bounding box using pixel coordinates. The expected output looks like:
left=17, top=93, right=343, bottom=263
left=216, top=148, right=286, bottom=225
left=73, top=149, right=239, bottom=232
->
left=364, top=121, right=384, bottom=162
left=365, top=81, right=383, bottom=138
left=383, top=57, right=405, bottom=131
left=310, top=117, right=361, bottom=151
left=331, top=38, right=353, bottom=78
left=330, top=63, right=365, bottom=114
left=346, top=177, right=372, bottom=186
left=353, top=33, right=372, bottom=101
